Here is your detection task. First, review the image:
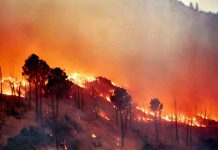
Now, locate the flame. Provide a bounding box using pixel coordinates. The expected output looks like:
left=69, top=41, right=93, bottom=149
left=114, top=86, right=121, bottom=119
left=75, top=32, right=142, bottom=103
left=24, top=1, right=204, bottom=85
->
left=68, top=72, right=95, bottom=88
left=136, top=106, right=207, bottom=127
left=1, top=76, right=27, bottom=97
left=98, top=110, right=110, bottom=121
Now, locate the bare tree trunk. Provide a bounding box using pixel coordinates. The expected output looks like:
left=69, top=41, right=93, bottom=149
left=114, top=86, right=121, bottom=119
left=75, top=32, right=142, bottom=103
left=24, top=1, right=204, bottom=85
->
left=120, top=111, right=124, bottom=147
left=129, top=103, right=132, bottom=125
left=155, top=112, right=159, bottom=141
left=77, top=87, right=80, bottom=109
left=56, top=95, right=59, bottom=117
left=175, top=100, right=179, bottom=142
left=40, top=91, right=42, bottom=122
left=186, top=120, right=189, bottom=145
left=115, top=109, right=118, bottom=126
left=171, top=115, right=174, bottom=150
left=81, top=88, right=84, bottom=111
left=18, top=83, right=21, bottom=106
left=190, top=119, right=192, bottom=149
left=28, top=81, right=32, bottom=109
left=35, top=83, right=38, bottom=122
left=124, top=109, right=129, bottom=135
left=52, top=96, right=55, bottom=118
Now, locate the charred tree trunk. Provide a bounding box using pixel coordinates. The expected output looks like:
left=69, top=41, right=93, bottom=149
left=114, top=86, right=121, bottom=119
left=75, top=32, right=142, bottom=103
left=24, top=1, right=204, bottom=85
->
left=52, top=96, right=55, bottom=118
left=129, top=103, right=132, bottom=125
left=81, top=88, right=84, bottom=111
left=190, top=119, right=193, bottom=149
left=40, top=89, right=42, bottom=122
left=155, top=112, right=159, bottom=141
left=56, top=95, right=59, bottom=117
left=124, top=109, right=129, bottom=135
left=120, top=111, right=124, bottom=147
left=53, top=117, right=59, bottom=150
left=171, top=115, right=174, bottom=150
left=115, top=108, right=118, bottom=126
left=35, top=83, right=39, bottom=122
left=175, top=100, right=179, bottom=142
left=186, top=120, right=189, bottom=145
left=28, top=81, right=32, bottom=109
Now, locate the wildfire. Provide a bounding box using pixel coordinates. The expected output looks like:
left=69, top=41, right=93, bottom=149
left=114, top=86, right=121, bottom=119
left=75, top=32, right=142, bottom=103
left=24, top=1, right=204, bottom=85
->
left=136, top=106, right=207, bottom=127
left=68, top=72, right=96, bottom=88
left=1, top=76, right=27, bottom=97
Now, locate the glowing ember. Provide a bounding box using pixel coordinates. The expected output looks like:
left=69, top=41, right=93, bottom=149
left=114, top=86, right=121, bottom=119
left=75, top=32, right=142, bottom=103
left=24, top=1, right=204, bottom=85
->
left=91, top=133, right=97, bottom=138
left=106, top=96, right=111, bottom=102
left=68, top=72, right=95, bottom=87
left=98, top=110, right=110, bottom=121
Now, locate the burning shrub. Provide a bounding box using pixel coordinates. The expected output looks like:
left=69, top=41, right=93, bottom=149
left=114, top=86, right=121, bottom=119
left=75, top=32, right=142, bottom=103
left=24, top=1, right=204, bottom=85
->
left=2, top=126, right=52, bottom=150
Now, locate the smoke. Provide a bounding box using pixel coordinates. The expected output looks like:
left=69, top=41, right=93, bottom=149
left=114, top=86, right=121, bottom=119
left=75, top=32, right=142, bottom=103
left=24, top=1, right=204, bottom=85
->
left=0, top=0, right=217, bottom=117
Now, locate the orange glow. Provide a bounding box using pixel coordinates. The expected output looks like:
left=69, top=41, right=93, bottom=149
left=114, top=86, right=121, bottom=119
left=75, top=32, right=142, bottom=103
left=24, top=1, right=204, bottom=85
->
left=1, top=76, right=26, bottom=97
left=91, top=133, right=97, bottom=138
left=136, top=106, right=207, bottom=127
left=98, top=110, right=110, bottom=121
left=105, top=96, right=111, bottom=102
left=68, top=72, right=95, bottom=88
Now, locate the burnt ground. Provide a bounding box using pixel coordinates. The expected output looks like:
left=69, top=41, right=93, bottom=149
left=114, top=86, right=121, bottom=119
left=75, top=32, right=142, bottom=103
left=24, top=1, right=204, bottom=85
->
left=0, top=95, right=218, bottom=150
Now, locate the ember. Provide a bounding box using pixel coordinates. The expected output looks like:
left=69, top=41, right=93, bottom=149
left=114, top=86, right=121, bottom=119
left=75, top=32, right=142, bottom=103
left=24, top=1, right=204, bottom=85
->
left=91, top=133, right=97, bottom=138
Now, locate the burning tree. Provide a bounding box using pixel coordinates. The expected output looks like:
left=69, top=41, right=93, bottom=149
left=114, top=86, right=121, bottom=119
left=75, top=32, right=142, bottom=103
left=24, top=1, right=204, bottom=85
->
left=149, top=98, right=163, bottom=141
left=110, top=87, right=131, bottom=147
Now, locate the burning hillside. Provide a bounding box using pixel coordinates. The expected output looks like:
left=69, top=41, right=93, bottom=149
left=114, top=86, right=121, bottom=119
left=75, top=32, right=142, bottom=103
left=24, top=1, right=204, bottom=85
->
left=0, top=0, right=218, bottom=149
left=0, top=54, right=217, bottom=150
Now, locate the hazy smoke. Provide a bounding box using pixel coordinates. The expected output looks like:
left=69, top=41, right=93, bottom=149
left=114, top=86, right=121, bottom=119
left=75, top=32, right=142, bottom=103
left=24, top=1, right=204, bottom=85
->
left=0, top=0, right=217, bottom=117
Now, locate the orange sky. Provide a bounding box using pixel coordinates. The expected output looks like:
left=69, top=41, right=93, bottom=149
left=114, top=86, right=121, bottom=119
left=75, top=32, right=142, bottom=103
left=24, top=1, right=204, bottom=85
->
left=0, top=0, right=218, bottom=119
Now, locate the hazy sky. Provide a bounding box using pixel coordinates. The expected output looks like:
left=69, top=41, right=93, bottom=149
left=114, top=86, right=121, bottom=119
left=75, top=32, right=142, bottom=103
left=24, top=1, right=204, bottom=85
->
left=180, top=0, right=218, bottom=13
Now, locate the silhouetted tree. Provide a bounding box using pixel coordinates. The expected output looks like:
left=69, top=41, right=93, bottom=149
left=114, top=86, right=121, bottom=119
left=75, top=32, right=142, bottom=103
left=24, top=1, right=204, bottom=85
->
left=22, top=54, right=41, bottom=122
left=110, top=87, right=131, bottom=146
left=38, top=60, right=50, bottom=124
left=150, top=98, right=163, bottom=141
left=46, top=67, right=68, bottom=118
